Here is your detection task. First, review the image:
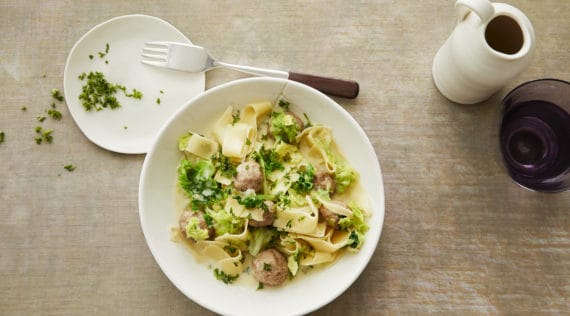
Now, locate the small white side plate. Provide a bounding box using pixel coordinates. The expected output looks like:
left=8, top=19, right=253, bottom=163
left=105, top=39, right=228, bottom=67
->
left=63, top=14, right=205, bottom=154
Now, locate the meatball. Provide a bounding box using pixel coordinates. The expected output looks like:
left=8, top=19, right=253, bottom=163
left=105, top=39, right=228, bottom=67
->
left=252, top=249, right=289, bottom=286
left=318, top=203, right=343, bottom=229
left=314, top=171, right=336, bottom=195
left=179, top=211, right=214, bottom=241
left=234, top=161, right=264, bottom=192
left=249, top=201, right=275, bottom=227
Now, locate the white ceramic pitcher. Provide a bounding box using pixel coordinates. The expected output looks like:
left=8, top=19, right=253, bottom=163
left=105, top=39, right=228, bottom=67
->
left=432, top=0, right=535, bottom=104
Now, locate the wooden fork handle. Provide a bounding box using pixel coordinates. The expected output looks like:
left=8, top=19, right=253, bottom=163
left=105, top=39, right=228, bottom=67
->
left=288, top=72, right=359, bottom=99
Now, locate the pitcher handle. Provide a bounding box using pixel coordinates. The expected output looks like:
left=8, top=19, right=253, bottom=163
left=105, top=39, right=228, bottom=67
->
left=455, top=0, right=494, bottom=24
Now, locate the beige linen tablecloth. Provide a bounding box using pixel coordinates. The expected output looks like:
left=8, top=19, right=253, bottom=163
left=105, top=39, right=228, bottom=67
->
left=1, top=0, right=569, bottom=314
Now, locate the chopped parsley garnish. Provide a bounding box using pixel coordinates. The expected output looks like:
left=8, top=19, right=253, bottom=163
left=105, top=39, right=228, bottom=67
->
left=263, top=263, right=272, bottom=271
left=42, top=130, right=53, bottom=143
left=98, top=44, right=109, bottom=59
left=123, top=125, right=128, bottom=130
left=234, top=194, right=272, bottom=211
left=178, top=159, right=225, bottom=210
left=51, top=88, right=64, bottom=102
left=78, top=72, right=120, bottom=111
left=231, top=109, right=240, bottom=125
left=214, top=268, right=239, bottom=284
left=125, top=89, right=143, bottom=99
left=291, top=164, right=314, bottom=193
left=211, top=152, right=237, bottom=178
left=36, top=116, right=46, bottom=122
left=78, top=71, right=143, bottom=111
left=224, top=244, right=237, bottom=255
left=116, top=85, right=143, bottom=99
left=21, top=106, right=27, bottom=111
left=34, top=127, right=53, bottom=144
left=270, top=111, right=301, bottom=144
left=278, top=99, right=290, bottom=111
left=160, top=89, right=164, bottom=94
left=203, top=213, right=214, bottom=227
left=88, top=54, right=94, bottom=60
left=47, top=108, right=62, bottom=120
left=348, top=230, right=360, bottom=248
left=64, top=164, right=76, bottom=172
left=275, top=192, right=291, bottom=208
left=0, top=131, right=4, bottom=144
left=254, top=147, right=284, bottom=174
left=257, top=282, right=264, bottom=290
left=156, top=97, right=161, bottom=105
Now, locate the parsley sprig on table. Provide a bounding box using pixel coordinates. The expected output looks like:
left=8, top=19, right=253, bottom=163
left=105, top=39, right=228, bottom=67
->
left=51, top=88, right=64, bottom=102
left=64, top=164, right=76, bottom=172
left=34, top=126, right=53, bottom=144
left=32, top=88, right=65, bottom=145
left=47, top=103, right=62, bottom=120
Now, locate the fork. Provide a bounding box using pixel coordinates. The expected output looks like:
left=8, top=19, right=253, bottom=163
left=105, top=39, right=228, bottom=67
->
left=141, top=41, right=359, bottom=99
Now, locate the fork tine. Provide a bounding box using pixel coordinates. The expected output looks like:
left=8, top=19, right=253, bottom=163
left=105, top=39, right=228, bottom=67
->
left=141, top=53, right=168, bottom=62
left=144, top=41, right=172, bottom=47
left=142, top=47, right=168, bottom=55
left=141, top=59, right=167, bottom=67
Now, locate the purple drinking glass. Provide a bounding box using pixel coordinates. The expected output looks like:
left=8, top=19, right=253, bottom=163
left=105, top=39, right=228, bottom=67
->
left=499, top=79, right=570, bottom=192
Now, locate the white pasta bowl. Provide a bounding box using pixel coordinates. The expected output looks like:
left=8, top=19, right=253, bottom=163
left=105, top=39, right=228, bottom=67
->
left=138, top=77, right=384, bottom=316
